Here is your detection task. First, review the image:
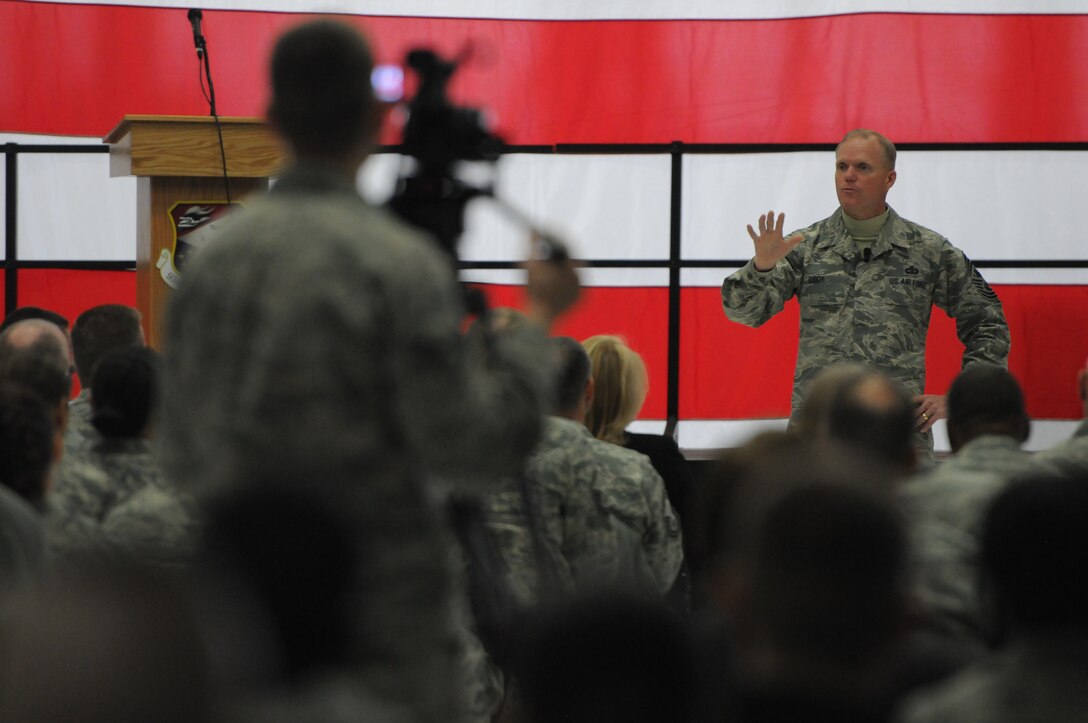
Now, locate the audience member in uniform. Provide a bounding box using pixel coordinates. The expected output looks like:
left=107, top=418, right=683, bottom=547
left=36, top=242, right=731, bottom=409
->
left=706, top=439, right=908, bottom=722
left=67, top=304, right=145, bottom=453
left=823, top=368, right=918, bottom=474
left=547, top=337, right=682, bottom=596
left=0, top=384, right=54, bottom=593
left=0, top=320, right=115, bottom=563
left=191, top=484, right=416, bottom=722
left=0, top=306, right=70, bottom=345
left=898, top=471, right=1088, bottom=723
left=159, top=19, right=578, bottom=722
left=74, top=347, right=196, bottom=568
left=790, top=363, right=870, bottom=439
left=583, top=334, right=693, bottom=522
left=0, top=319, right=72, bottom=447
left=898, top=364, right=1059, bottom=648
left=582, top=334, right=693, bottom=609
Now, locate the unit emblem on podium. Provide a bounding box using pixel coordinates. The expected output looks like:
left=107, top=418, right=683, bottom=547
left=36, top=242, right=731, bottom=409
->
left=159, top=201, right=239, bottom=289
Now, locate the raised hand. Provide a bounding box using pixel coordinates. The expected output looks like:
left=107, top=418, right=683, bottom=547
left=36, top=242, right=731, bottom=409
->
left=746, top=210, right=803, bottom=271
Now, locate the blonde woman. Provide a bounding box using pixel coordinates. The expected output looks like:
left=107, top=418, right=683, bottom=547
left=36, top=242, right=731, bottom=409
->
left=582, top=335, right=691, bottom=522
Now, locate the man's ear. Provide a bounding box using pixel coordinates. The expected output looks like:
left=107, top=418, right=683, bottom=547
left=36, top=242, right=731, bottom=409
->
left=885, top=169, right=897, bottom=192
left=584, top=375, right=595, bottom=407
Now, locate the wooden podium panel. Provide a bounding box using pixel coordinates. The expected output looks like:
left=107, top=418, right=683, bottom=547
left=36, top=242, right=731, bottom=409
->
left=135, top=176, right=266, bottom=348
left=106, top=116, right=288, bottom=348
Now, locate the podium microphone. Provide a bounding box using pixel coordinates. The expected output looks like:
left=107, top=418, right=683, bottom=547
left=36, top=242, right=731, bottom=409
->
left=184, top=7, right=230, bottom=203
left=187, top=8, right=205, bottom=57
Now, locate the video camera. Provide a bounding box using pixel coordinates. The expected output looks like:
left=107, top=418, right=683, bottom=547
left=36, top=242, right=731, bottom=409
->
left=386, top=47, right=567, bottom=267
left=386, top=48, right=502, bottom=261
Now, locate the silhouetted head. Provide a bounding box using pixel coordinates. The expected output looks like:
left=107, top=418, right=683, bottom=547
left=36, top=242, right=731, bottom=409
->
left=946, top=365, right=1029, bottom=452
left=268, top=20, right=379, bottom=160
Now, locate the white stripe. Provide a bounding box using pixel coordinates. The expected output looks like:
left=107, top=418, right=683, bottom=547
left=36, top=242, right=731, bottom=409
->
left=0, top=133, right=103, bottom=145
left=10, top=137, right=1088, bottom=273
left=659, top=418, right=1080, bottom=454
left=683, top=150, right=1088, bottom=264
left=364, top=154, right=673, bottom=263
left=17, top=0, right=1088, bottom=20
left=15, top=151, right=137, bottom=262
left=977, top=268, right=1088, bottom=285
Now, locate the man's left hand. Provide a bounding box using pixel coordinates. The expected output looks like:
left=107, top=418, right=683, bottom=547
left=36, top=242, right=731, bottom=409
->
left=912, top=394, right=947, bottom=433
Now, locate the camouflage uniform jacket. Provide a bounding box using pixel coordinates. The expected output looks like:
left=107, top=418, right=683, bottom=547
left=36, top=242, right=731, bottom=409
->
left=47, top=438, right=195, bottom=567
left=583, top=432, right=684, bottom=595
left=45, top=452, right=114, bottom=559
left=161, top=163, right=554, bottom=722
left=486, top=417, right=684, bottom=606
left=721, top=206, right=1010, bottom=436
left=898, top=435, right=1060, bottom=643
left=64, top=389, right=100, bottom=456
left=483, top=416, right=620, bottom=607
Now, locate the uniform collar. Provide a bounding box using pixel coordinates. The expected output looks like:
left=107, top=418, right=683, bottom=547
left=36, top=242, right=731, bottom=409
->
left=819, top=206, right=910, bottom=260
left=271, top=162, right=359, bottom=198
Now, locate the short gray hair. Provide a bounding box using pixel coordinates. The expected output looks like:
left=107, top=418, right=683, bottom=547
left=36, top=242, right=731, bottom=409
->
left=838, top=129, right=897, bottom=170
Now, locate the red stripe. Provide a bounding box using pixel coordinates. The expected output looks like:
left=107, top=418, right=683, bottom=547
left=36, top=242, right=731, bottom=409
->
left=682, top=285, right=1088, bottom=421
left=16, top=269, right=137, bottom=325
left=475, top=283, right=671, bottom=418
left=15, top=268, right=137, bottom=395
left=12, top=270, right=1086, bottom=421
left=4, top=3, right=1088, bottom=142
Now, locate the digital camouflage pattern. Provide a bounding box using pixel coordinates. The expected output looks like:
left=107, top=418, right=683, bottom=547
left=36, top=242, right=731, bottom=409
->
left=482, top=416, right=683, bottom=608
left=101, top=482, right=199, bottom=569
left=160, top=164, right=554, bottom=723
left=584, top=432, right=684, bottom=595
left=45, top=453, right=117, bottom=560
left=722, top=206, right=1010, bottom=449
left=482, top=416, right=619, bottom=607
left=63, top=390, right=99, bottom=456
left=899, top=435, right=1062, bottom=644
left=46, top=437, right=196, bottom=567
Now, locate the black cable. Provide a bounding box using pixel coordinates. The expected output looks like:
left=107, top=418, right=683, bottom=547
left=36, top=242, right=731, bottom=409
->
left=196, top=31, right=231, bottom=204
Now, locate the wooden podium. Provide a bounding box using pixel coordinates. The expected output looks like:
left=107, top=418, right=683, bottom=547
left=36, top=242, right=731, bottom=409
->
left=105, top=115, right=288, bottom=348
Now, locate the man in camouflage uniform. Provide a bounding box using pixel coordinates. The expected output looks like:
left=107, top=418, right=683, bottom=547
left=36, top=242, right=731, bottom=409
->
left=483, top=337, right=683, bottom=607
left=899, top=365, right=1061, bottom=648
left=721, top=129, right=1010, bottom=454
left=65, top=304, right=145, bottom=455
left=899, top=473, right=1088, bottom=723
left=0, top=320, right=115, bottom=562
left=161, top=20, right=578, bottom=723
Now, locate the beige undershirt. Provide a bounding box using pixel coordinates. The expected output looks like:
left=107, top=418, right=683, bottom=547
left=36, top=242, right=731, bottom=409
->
left=843, top=207, right=890, bottom=258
